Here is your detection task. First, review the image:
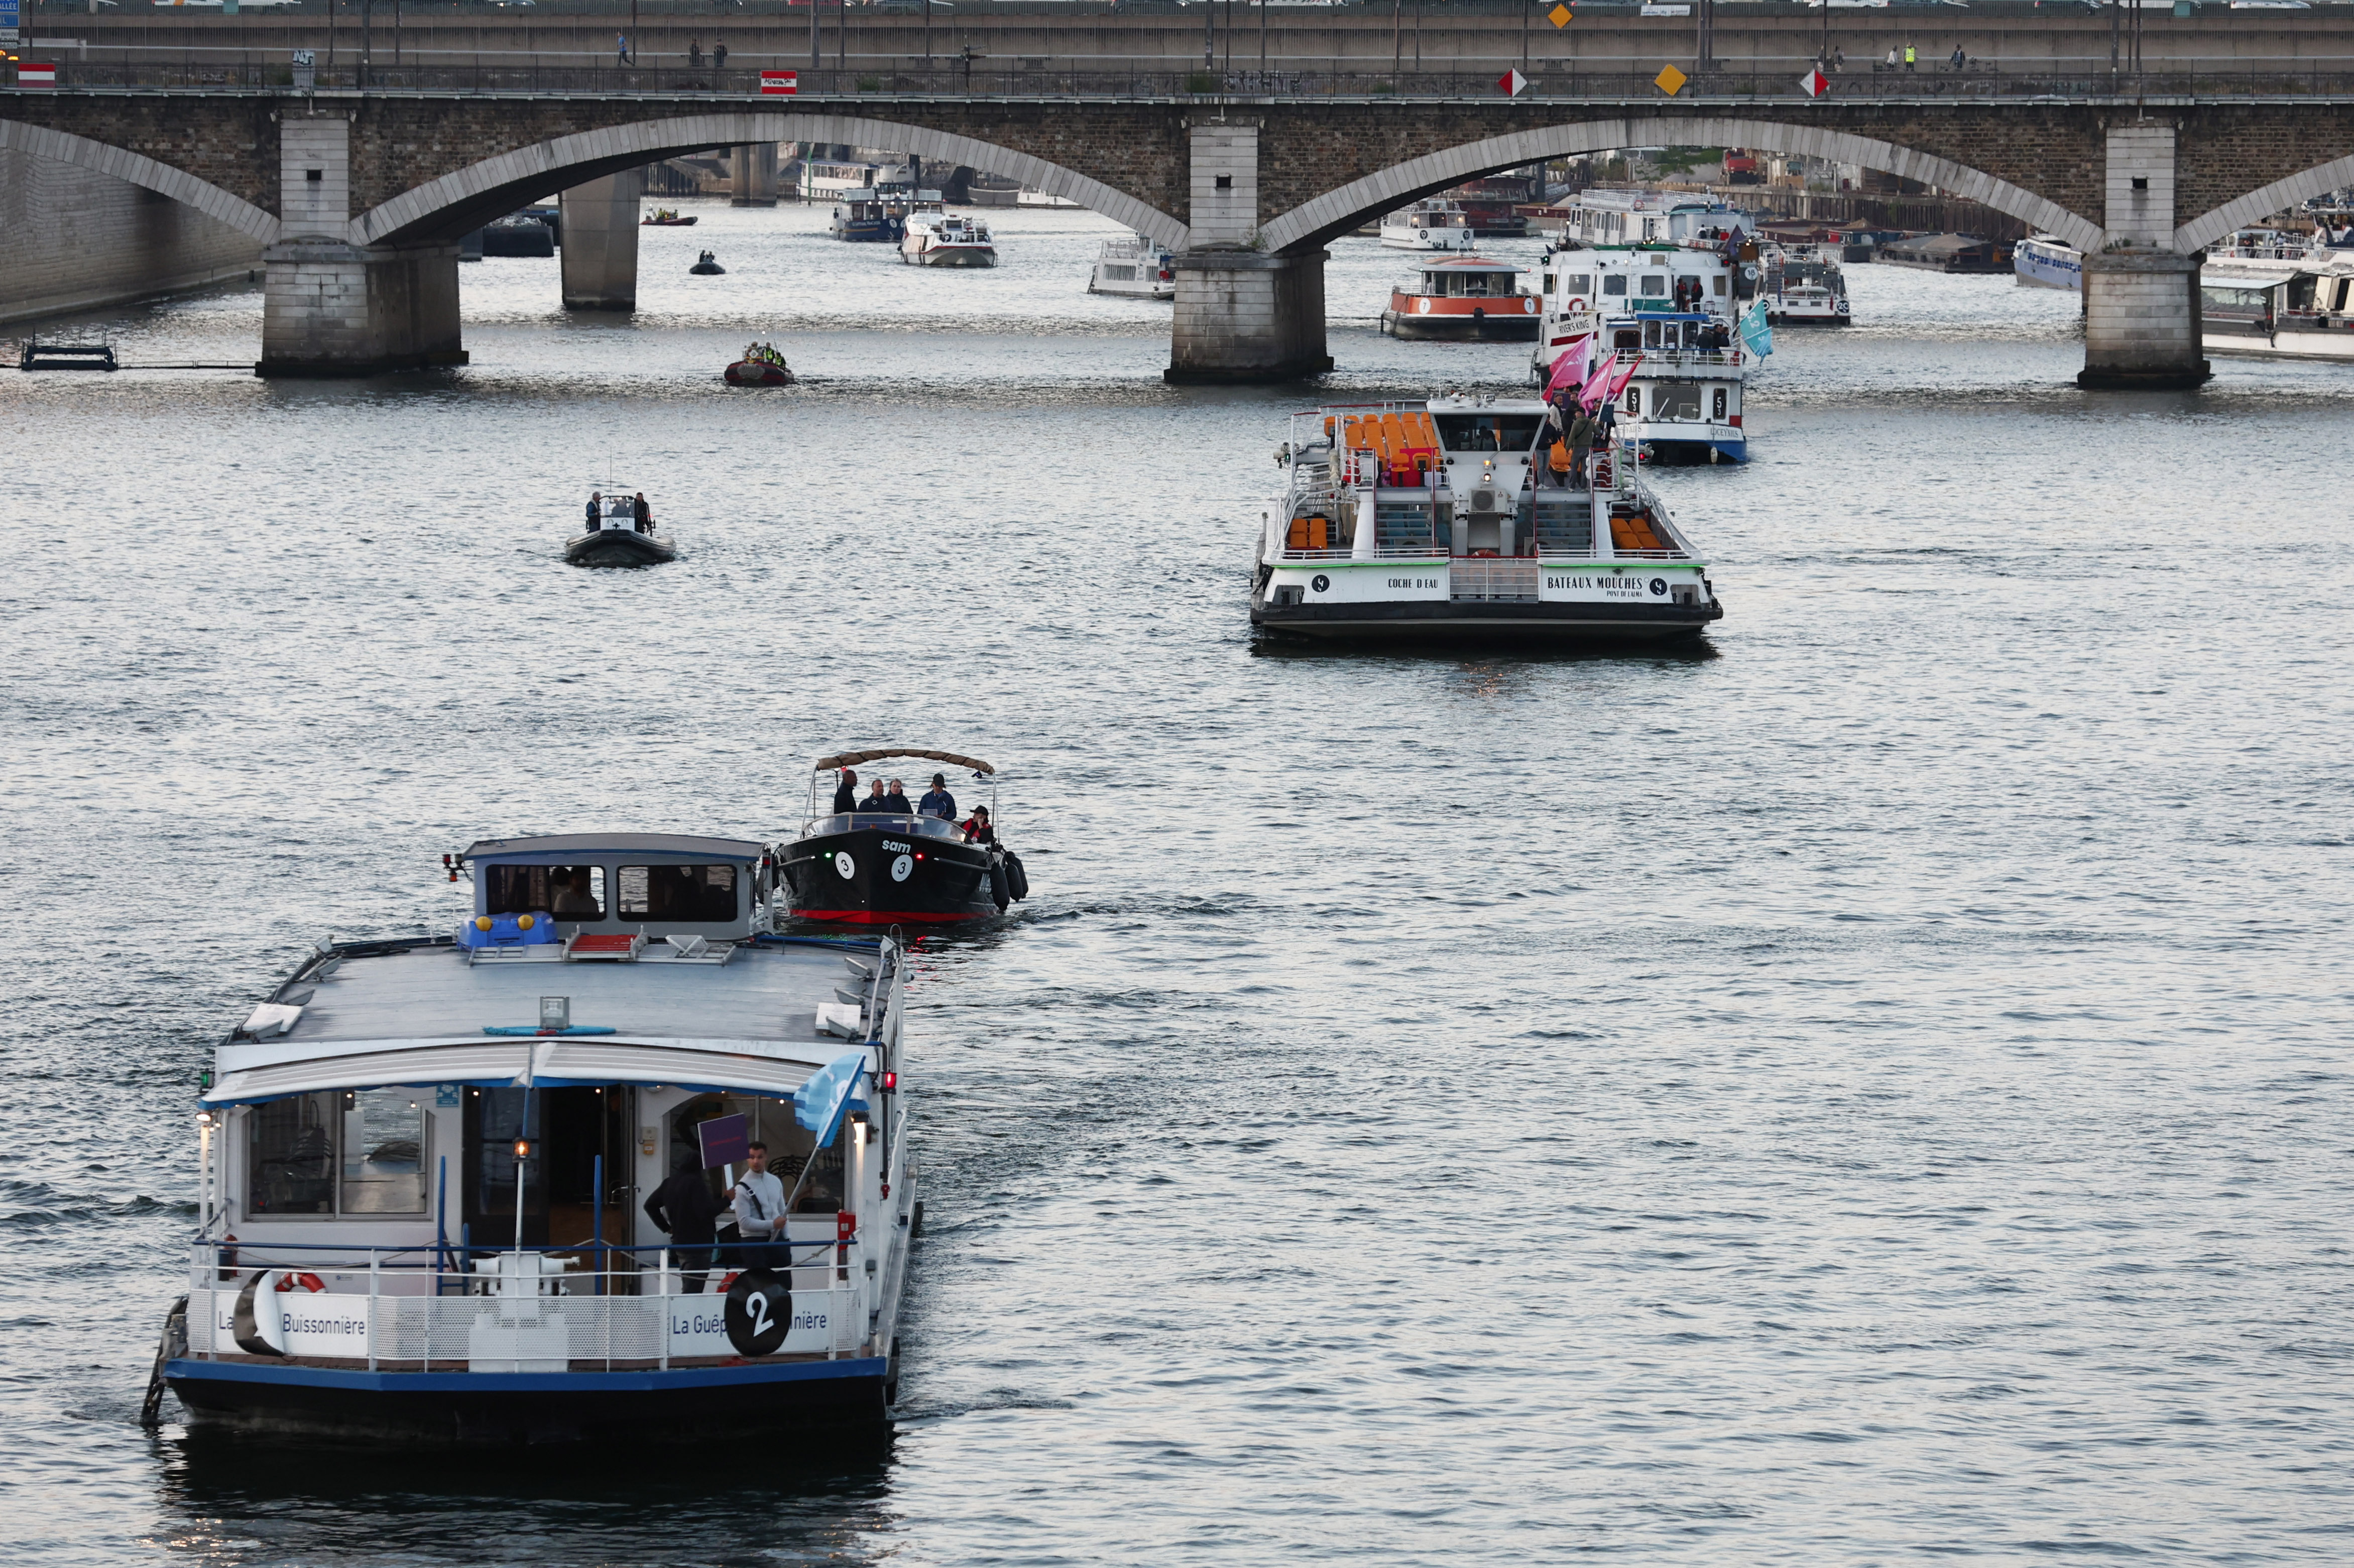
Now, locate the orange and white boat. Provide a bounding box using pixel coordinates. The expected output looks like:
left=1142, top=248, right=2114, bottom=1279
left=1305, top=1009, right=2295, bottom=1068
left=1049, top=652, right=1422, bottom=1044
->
left=1379, top=256, right=1542, bottom=342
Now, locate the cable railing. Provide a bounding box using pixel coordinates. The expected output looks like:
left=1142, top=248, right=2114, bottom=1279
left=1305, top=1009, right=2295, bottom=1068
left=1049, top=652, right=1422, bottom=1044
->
left=24, top=58, right=2354, bottom=100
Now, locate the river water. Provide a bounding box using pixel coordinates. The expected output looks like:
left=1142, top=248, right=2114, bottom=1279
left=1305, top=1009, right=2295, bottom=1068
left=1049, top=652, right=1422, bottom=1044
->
left=4, top=201, right=2351, bottom=1567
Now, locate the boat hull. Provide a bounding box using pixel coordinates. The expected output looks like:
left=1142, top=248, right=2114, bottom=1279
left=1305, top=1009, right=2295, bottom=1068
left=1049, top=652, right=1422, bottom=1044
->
left=724, top=360, right=794, bottom=386
left=1381, top=298, right=1542, bottom=341
left=2014, top=238, right=2083, bottom=290
left=565, top=529, right=676, bottom=566
left=165, top=1355, right=888, bottom=1447
left=901, top=245, right=996, bottom=267
left=1251, top=596, right=1721, bottom=641
left=2203, top=323, right=2354, bottom=362
left=642, top=216, right=698, bottom=227
left=781, top=822, right=1001, bottom=923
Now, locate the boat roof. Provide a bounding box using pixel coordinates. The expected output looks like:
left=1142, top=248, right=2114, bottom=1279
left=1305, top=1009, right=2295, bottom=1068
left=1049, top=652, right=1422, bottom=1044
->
left=813, top=747, right=994, bottom=775
left=204, top=936, right=877, bottom=1105
left=1419, top=256, right=1521, bottom=272
left=461, top=832, right=766, bottom=864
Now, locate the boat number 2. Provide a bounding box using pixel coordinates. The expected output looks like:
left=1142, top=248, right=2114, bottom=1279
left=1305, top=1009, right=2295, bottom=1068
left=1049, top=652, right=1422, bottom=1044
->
left=835, top=852, right=855, bottom=879
left=891, top=854, right=914, bottom=883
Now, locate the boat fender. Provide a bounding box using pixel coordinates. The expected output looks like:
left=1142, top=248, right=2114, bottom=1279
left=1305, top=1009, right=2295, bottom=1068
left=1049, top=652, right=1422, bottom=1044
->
left=724, top=1267, right=792, bottom=1356
left=1004, top=851, right=1029, bottom=902
left=989, top=862, right=1011, bottom=913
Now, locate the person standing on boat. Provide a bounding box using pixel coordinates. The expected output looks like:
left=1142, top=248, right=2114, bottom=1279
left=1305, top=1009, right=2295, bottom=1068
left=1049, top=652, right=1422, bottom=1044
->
left=585, top=492, right=602, bottom=534
left=726, top=1142, right=787, bottom=1267
left=644, top=1152, right=726, bottom=1293
left=882, top=779, right=914, bottom=814
left=832, top=768, right=859, bottom=815
left=862, top=778, right=891, bottom=814
left=919, top=773, right=957, bottom=820
left=634, top=493, right=652, bottom=534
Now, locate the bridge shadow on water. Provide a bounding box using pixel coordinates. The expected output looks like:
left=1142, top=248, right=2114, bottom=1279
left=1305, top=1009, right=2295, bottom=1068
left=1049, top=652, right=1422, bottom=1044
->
left=157, top=1424, right=898, bottom=1564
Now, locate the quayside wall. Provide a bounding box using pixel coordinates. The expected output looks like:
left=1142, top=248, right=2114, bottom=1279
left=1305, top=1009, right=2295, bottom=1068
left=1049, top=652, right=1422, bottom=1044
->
left=1, top=148, right=263, bottom=327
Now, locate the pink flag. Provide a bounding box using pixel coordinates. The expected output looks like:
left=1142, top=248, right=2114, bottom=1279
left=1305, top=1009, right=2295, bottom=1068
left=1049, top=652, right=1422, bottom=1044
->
left=1580, top=351, right=1642, bottom=412
left=1544, top=334, right=1593, bottom=397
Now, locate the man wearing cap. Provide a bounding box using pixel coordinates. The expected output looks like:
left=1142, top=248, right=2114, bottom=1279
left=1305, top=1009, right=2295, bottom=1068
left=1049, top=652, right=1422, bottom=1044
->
left=918, top=773, right=957, bottom=820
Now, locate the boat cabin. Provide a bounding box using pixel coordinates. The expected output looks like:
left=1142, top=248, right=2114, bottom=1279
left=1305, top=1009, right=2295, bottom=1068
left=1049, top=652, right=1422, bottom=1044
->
left=1543, top=244, right=1733, bottom=317
left=1406, top=257, right=1524, bottom=298
left=586, top=492, right=647, bottom=534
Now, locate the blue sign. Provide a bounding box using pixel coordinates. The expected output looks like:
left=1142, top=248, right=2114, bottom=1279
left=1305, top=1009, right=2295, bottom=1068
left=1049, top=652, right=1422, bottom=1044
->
left=1, top=0, right=18, bottom=42
left=696, top=1113, right=749, bottom=1169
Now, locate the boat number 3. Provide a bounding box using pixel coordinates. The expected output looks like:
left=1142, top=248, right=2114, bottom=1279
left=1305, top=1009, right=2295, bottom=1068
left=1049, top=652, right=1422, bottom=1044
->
left=1312, top=575, right=1330, bottom=593
left=835, top=852, right=855, bottom=879
left=1650, top=578, right=1669, bottom=596
left=891, top=854, right=914, bottom=883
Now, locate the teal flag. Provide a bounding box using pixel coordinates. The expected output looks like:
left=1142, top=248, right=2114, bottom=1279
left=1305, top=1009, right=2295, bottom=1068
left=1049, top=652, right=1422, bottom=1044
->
left=1738, top=300, right=1774, bottom=358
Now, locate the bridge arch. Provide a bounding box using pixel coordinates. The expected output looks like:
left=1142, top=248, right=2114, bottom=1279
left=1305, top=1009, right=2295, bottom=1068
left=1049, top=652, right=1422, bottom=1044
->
left=0, top=118, right=279, bottom=244
left=2177, top=151, right=2354, bottom=254
left=1259, top=115, right=2102, bottom=257
left=354, top=112, right=1186, bottom=250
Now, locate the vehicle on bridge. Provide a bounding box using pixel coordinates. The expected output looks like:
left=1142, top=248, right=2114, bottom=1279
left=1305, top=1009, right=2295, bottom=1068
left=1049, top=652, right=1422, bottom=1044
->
left=780, top=750, right=1025, bottom=923
left=1380, top=198, right=1475, bottom=252
left=1251, top=396, right=1723, bottom=643
left=1379, top=256, right=1541, bottom=342
left=1090, top=233, right=1175, bottom=299
left=159, top=831, right=917, bottom=1445
left=900, top=213, right=997, bottom=268
left=567, top=489, right=676, bottom=566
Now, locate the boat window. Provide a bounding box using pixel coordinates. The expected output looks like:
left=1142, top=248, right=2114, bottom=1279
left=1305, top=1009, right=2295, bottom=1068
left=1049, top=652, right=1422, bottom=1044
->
left=1712, top=276, right=1727, bottom=296
left=1602, top=275, right=1627, bottom=297
left=1434, top=414, right=1544, bottom=452
left=1652, top=386, right=1703, bottom=421
left=487, top=863, right=605, bottom=919
left=341, top=1089, right=428, bottom=1213
left=249, top=1092, right=337, bottom=1215
left=1642, top=321, right=1663, bottom=348
left=1641, top=273, right=1669, bottom=296
left=618, top=863, right=740, bottom=922
left=1563, top=273, right=1592, bottom=293
left=1612, top=328, right=1640, bottom=349
left=248, top=1088, right=428, bottom=1216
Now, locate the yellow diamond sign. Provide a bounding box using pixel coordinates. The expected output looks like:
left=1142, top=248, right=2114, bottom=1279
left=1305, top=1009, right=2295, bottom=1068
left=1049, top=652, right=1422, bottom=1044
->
left=1655, top=63, right=1688, bottom=95
left=1548, top=3, right=1573, bottom=26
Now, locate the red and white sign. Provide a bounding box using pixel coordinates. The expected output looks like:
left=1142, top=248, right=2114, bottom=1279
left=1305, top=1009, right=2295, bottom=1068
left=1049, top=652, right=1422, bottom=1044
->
left=760, top=69, right=797, bottom=95
left=1800, top=66, right=1829, bottom=98
left=17, top=62, right=58, bottom=88
left=1498, top=67, right=1528, bottom=97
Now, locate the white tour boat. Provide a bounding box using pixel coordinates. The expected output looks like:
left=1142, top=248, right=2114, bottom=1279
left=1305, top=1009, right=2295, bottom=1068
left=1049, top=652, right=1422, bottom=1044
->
left=900, top=213, right=997, bottom=267
left=2200, top=236, right=2354, bottom=362
left=1089, top=232, right=1175, bottom=299
left=1533, top=245, right=1754, bottom=462
left=1380, top=198, right=1476, bottom=252
left=1761, top=247, right=1851, bottom=325
left=1544, top=189, right=1758, bottom=252
left=153, top=831, right=921, bottom=1445
left=2014, top=233, right=2084, bottom=290
left=1249, top=395, right=1724, bottom=641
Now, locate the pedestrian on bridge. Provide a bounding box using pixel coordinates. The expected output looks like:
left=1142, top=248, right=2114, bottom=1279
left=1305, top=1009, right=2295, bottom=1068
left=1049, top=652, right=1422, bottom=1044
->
left=715, top=41, right=729, bottom=76
left=1903, top=43, right=1917, bottom=72
left=617, top=32, right=633, bottom=67
left=690, top=38, right=704, bottom=69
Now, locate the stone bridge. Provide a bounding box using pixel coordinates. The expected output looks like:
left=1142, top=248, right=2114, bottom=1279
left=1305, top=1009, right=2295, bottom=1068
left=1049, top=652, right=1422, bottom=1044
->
left=5, top=88, right=2352, bottom=386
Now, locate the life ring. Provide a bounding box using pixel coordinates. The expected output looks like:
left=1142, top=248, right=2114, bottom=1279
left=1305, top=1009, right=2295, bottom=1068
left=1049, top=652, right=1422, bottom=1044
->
left=1523, top=297, right=1538, bottom=313
left=1566, top=296, right=1586, bottom=312
left=1416, top=297, right=1432, bottom=314
left=231, top=1268, right=325, bottom=1357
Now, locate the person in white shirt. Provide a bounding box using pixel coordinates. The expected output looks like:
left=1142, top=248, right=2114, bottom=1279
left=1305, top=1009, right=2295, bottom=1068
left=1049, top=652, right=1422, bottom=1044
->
left=725, top=1142, right=788, bottom=1266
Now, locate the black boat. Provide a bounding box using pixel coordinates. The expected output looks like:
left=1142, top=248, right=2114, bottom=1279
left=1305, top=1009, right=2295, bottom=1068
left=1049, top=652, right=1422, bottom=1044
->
left=566, top=487, right=677, bottom=567
left=779, top=749, right=1026, bottom=925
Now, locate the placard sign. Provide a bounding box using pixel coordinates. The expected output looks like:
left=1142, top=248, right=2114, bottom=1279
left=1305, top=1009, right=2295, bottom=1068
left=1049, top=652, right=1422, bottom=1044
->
left=760, top=69, right=797, bottom=95
left=696, top=1112, right=749, bottom=1169
left=1, top=0, right=18, bottom=47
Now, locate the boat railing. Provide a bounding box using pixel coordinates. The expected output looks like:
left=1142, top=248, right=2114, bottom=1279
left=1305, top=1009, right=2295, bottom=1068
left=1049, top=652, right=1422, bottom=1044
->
left=180, top=1235, right=876, bottom=1371
left=797, top=810, right=967, bottom=841
left=1275, top=546, right=1356, bottom=562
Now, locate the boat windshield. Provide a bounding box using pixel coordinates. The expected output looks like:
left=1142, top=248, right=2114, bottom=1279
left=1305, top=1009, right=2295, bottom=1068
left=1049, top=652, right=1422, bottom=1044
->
left=1434, top=413, right=1545, bottom=452
left=617, top=864, right=739, bottom=922
left=487, top=863, right=606, bottom=918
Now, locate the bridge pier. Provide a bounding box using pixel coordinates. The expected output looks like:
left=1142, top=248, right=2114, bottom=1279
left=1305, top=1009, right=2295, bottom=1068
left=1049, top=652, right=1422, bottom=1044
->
left=258, top=113, right=465, bottom=375
left=561, top=169, right=643, bottom=311
left=2078, top=123, right=2211, bottom=391
left=730, top=144, right=779, bottom=207
left=1165, top=123, right=1332, bottom=383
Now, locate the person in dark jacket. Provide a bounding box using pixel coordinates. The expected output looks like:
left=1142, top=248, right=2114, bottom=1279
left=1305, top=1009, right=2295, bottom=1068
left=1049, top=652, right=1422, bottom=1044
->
left=861, top=778, right=890, bottom=813
left=585, top=492, right=602, bottom=534
left=832, top=767, right=858, bottom=814
left=961, top=805, right=995, bottom=844
left=643, top=1152, right=726, bottom=1292
left=633, top=493, right=653, bottom=534
left=879, top=779, right=914, bottom=814
left=918, top=773, right=957, bottom=820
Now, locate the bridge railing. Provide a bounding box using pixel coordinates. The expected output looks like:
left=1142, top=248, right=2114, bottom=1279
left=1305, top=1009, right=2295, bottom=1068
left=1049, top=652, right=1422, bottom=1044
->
left=27, top=59, right=2354, bottom=100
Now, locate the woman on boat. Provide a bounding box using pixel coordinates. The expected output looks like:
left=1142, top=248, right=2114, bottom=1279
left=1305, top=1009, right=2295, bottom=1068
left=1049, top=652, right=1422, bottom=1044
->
left=961, top=805, right=995, bottom=845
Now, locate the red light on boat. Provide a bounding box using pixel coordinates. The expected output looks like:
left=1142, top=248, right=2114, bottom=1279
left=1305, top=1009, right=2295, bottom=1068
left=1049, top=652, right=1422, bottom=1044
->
left=879, top=1070, right=898, bottom=1091
left=1728, top=415, right=1743, bottom=427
